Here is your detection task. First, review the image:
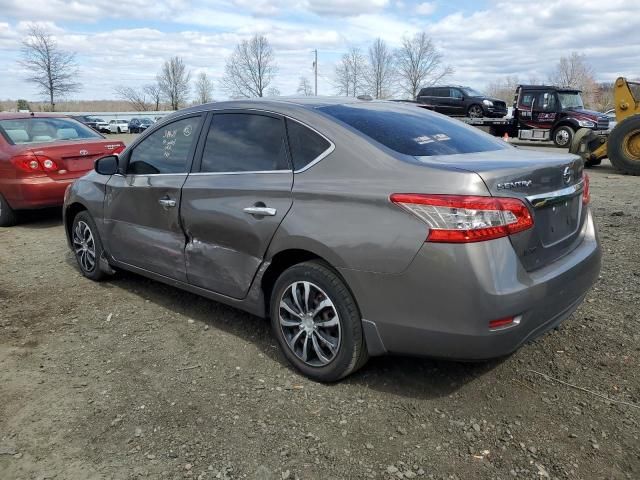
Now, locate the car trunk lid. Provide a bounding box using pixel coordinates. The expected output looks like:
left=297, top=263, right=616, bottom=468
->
left=29, top=139, right=125, bottom=180
left=414, top=148, right=587, bottom=271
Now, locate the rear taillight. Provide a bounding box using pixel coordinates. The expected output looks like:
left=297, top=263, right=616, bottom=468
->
left=582, top=173, right=590, bottom=205
left=390, top=193, right=534, bottom=243
left=39, top=156, right=59, bottom=171
left=10, top=153, right=58, bottom=175
left=112, top=144, right=126, bottom=155
left=11, top=152, right=44, bottom=173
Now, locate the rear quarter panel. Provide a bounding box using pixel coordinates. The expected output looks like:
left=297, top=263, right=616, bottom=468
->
left=266, top=113, right=490, bottom=274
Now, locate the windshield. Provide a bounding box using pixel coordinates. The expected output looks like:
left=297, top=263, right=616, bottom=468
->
left=558, top=92, right=584, bottom=109
left=140, top=118, right=153, bottom=124
left=319, top=103, right=508, bottom=157
left=462, top=87, right=484, bottom=97
left=0, top=117, right=103, bottom=145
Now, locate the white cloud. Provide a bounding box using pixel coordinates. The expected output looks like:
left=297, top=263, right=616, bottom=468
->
left=304, top=0, right=389, bottom=17
left=1, top=0, right=639, bottom=102
left=415, top=2, right=436, bottom=16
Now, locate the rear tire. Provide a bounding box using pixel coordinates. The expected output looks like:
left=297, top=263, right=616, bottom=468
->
left=553, top=125, right=574, bottom=148
left=607, top=114, right=640, bottom=176
left=0, top=193, right=17, bottom=227
left=270, top=261, right=368, bottom=382
left=71, top=211, right=108, bottom=281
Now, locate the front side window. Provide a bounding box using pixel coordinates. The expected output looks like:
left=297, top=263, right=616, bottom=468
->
left=557, top=92, right=584, bottom=109
left=319, top=103, right=508, bottom=157
left=127, top=116, right=202, bottom=174
left=462, top=87, right=484, bottom=97
left=200, top=113, right=289, bottom=173
left=285, top=119, right=331, bottom=171
left=0, top=117, right=102, bottom=145
left=450, top=88, right=464, bottom=99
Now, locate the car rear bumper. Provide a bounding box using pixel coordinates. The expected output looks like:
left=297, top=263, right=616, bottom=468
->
left=340, top=211, right=601, bottom=359
left=2, top=177, right=76, bottom=210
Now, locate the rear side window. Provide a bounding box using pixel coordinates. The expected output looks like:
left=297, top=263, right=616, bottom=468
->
left=201, top=113, right=289, bottom=173
left=285, top=119, right=332, bottom=171
left=319, top=103, right=508, bottom=157
left=127, top=116, right=202, bottom=174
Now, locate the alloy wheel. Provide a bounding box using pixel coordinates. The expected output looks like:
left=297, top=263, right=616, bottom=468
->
left=469, top=105, right=483, bottom=118
left=555, top=129, right=571, bottom=146
left=73, top=221, right=97, bottom=273
left=278, top=281, right=341, bottom=367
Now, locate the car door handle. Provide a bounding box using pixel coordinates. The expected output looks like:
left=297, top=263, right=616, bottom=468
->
left=243, top=206, right=277, bottom=216
left=158, top=197, right=176, bottom=208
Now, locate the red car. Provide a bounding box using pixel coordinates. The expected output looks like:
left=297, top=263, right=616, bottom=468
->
left=0, top=113, right=125, bottom=226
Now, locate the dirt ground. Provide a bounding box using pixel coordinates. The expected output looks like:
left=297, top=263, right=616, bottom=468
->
left=1, top=154, right=638, bottom=480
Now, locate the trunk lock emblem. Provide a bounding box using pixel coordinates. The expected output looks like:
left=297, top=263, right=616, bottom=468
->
left=563, top=166, right=572, bottom=185
left=80, top=150, right=89, bottom=156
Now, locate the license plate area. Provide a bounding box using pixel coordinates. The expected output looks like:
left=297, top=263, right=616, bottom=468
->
left=66, top=157, right=96, bottom=172
left=536, top=196, right=581, bottom=246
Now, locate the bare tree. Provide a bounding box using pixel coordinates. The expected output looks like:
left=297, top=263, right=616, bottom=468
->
left=19, top=24, right=81, bottom=112
left=114, top=86, right=149, bottom=111
left=549, top=52, right=597, bottom=107
left=221, top=34, right=277, bottom=98
left=297, top=76, right=314, bottom=96
left=157, top=56, right=191, bottom=110
left=266, top=86, right=281, bottom=97
left=334, top=47, right=367, bottom=97
left=194, top=72, right=214, bottom=104
left=485, top=75, right=520, bottom=103
left=366, top=38, right=396, bottom=99
left=395, top=32, right=452, bottom=100
left=144, top=84, right=163, bottom=111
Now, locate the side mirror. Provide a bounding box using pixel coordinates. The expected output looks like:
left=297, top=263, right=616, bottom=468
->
left=95, top=155, right=119, bottom=175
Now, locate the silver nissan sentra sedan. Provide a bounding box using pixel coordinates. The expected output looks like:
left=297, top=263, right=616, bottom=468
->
left=63, top=97, right=601, bottom=382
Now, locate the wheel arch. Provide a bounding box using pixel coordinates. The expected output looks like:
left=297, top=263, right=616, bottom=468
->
left=261, top=247, right=356, bottom=317
left=64, top=201, right=88, bottom=242
left=553, top=119, right=578, bottom=130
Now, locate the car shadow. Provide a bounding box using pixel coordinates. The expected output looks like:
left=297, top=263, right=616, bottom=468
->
left=84, top=266, right=498, bottom=400
left=15, top=207, right=63, bottom=228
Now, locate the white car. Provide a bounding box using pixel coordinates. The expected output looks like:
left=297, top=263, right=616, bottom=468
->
left=108, top=119, right=129, bottom=133
left=95, top=120, right=111, bottom=134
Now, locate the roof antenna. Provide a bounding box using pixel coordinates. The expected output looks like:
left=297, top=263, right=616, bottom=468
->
left=30, top=112, right=35, bottom=116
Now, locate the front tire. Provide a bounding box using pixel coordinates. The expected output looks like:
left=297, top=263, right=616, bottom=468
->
left=467, top=104, right=484, bottom=118
left=71, top=211, right=108, bottom=281
left=270, top=261, right=368, bottom=382
left=0, top=193, right=17, bottom=227
left=553, top=125, right=574, bottom=148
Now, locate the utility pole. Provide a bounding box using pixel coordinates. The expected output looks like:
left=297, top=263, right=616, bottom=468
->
left=313, top=49, right=318, bottom=96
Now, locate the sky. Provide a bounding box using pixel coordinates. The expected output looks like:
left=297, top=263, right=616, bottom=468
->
left=0, top=0, right=638, bottom=102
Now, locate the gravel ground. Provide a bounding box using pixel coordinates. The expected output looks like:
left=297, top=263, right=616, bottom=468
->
left=0, top=155, right=638, bottom=480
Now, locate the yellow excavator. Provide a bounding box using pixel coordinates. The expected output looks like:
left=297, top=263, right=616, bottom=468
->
left=570, top=77, right=640, bottom=176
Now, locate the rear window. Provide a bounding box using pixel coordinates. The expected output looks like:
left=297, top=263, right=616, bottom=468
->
left=318, top=103, right=508, bottom=157
left=0, top=117, right=102, bottom=145
left=285, top=119, right=332, bottom=171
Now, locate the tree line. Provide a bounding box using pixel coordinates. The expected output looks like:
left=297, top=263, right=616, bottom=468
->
left=16, top=24, right=618, bottom=113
